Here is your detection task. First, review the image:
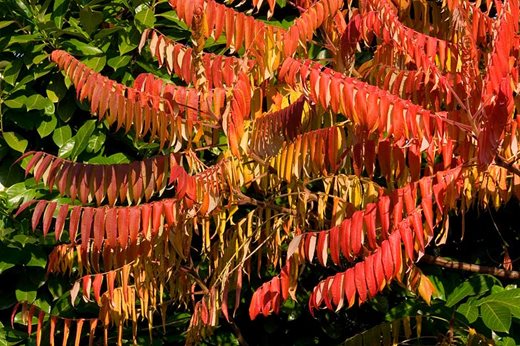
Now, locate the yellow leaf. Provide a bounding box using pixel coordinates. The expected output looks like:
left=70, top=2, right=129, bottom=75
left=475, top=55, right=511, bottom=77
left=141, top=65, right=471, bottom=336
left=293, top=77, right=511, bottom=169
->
left=418, top=274, right=436, bottom=305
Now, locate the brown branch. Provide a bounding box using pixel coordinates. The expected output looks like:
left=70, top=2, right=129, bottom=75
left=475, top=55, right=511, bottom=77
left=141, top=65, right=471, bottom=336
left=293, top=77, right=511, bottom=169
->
left=420, top=254, right=520, bottom=279
left=230, top=321, right=249, bottom=346
left=495, top=154, right=520, bottom=177
left=235, top=190, right=297, bottom=215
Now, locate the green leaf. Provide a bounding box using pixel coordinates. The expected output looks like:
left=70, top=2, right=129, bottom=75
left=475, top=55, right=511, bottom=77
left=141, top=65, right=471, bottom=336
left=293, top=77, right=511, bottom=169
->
left=0, top=21, right=15, bottom=30
left=480, top=302, right=511, bottom=333
left=476, top=289, right=520, bottom=318
left=2, top=132, right=28, bottom=153
left=52, top=0, right=69, bottom=28
left=46, top=78, right=67, bottom=102
left=52, top=125, right=72, bottom=147
left=94, top=27, right=123, bottom=40
left=108, top=55, right=132, bottom=70
left=3, top=95, right=27, bottom=109
left=477, top=288, right=520, bottom=304
left=63, top=39, right=103, bottom=56
left=276, top=0, right=287, bottom=7
left=0, top=262, right=14, bottom=274
left=70, top=120, right=96, bottom=159
left=37, top=114, right=57, bottom=138
left=4, top=181, right=43, bottom=209
left=79, top=7, right=104, bottom=34
left=15, top=288, right=37, bottom=303
left=118, top=28, right=139, bottom=55
left=82, top=55, right=106, bottom=72
left=498, top=337, right=517, bottom=346
left=32, top=53, right=48, bottom=65
left=446, top=275, right=499, bottom=307
left=2, top=60, right=23, bottom=86
left=56, top=95, right=76, bottom=122
left=25, top=246, right=47, bottom=268
left=457, top=301, right=479, bottom=323
left=88, top=152, right=131, bottom=164
left=58, top=138, right=75, bottom=158
left=135, top=6, right=155, bottom=29
left=8, top=34, right=39, bottom=46
left=25, top=94, right=53, bottom=112
left=86, top=132, right=106, bottom=153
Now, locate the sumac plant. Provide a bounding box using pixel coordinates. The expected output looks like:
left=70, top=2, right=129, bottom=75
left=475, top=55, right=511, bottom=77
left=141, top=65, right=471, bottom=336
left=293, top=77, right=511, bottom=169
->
left=10, top=0, right=520, bottom=344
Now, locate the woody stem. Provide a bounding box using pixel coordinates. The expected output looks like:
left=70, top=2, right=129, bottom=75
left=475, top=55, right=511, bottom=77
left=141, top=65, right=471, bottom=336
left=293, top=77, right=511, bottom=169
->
left=420, top=254, right=520, bottom=279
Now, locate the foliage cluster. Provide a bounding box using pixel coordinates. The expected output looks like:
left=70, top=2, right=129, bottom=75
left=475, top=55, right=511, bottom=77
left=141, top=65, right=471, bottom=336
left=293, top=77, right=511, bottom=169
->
left=0, top=0, right=519, bottom=345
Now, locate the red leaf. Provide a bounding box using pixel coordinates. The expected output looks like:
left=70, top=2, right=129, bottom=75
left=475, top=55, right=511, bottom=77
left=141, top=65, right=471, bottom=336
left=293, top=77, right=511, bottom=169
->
left=377, top=195, right=391, bottom=239
left=81, top=207, right=94, bottom=257
left=24, top=151, right=43, bottom=175
left=55, top=204, right=69, bottom=241
left=75, top=319, right=84, bottom=346
left=249, top=287, right=261, bottom=320
left=222, top=281, right=230, bottom=322
left=151, top=202, right=163, bottom=238
left=373, top=249, right=386, bottom=292
left=340, top=219, right=352, bottom=260
left=32, top=200, right=47, bottom=231
left=322, top=276, right=334, bottom=311
left=270, top=276, right=281, bottom=314
left=280, top=263, right=290, bottom=301
left=411, top=211, right=425, bottom=252
left=343, top=268, right=356, bottom=308
left=11, top=302, right=19, bottom=327
left=364, top=203, right=377, bottom=250
left=82, top=275, right=92, bottom=300
left=15, top=200, right=37, bottom=218
left=399, top=219, right=415, bottom=262
left=364, top=254, right=378, bottom=298
left=88, top=319, right=98, bottom=346
left=128, top=207, right=141, bottom=245
left=34, top=154, right=53, bottom=182
left=92, top=274, right=103, bottom=303
left=329, top=226, right=341, bottom=265
left=389, top=231, right=403, bottom=280
left=354, top=262, right=367, bottom=305
left=117, top=208, right=129, bottom=248
left=26, top=304, right=36, bottom=335
left=331, top=273, right=344, bottom=310
left=93, top=208, right=105, bottom=254
left=36, top=310, right=44, bottom=346
left=49, top=316, right=57, bottom=346
left=419, top=177, right=434, bottom=235
left=304, top=233, right=317, bottom=263
left=316, top=231, right=328, bottom=267
left=105, top=208, right=117, bottom=249
left=41, top=201, right=57, bottom=237
left=66, top=206, right=81, bottom=244
left=350, top=211, right=364, bottom=256
left=381, top=240, right=394, bottom=281
left=141, top=204, right=152, bottom=239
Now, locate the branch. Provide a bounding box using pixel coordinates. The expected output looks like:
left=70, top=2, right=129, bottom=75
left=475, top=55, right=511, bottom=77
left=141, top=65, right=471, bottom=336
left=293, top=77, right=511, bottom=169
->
left=230, top=321, right=249, bottom=346
left=495, top=154, right=520, bottom=177
left=235, top=190, right=297, bottom=215
left=420, top=254, right=520, bottom=279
